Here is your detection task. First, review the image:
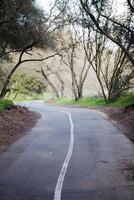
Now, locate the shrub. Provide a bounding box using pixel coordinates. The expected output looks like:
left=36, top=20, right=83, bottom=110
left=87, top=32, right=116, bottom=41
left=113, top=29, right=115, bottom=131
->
left=0, top=99, right=13, bottom=112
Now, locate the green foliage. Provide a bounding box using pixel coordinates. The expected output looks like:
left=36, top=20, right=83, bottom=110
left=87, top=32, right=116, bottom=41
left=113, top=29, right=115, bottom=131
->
left=55, top=97, right=106, bottom=106
left=54, top=93, right=134, bottom=108
left=0, top=99, right=13, bottom=112
left=0, top=0, right=53, bottom=59
left=10, top=73, right=47, bottom=98
left=108, top=94, right=134, bottom=107
left=75, top=98, right=106, bottom=106
left=24, top=76, right=47, bottom=95
left=54, top=97, right=73, bottom=104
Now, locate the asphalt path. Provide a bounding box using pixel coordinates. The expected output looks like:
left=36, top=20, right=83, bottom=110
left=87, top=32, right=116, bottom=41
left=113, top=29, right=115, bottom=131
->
left=0, top=101, right=134, bottom=200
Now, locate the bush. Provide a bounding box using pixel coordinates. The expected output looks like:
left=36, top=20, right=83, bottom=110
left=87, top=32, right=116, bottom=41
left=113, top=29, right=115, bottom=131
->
left=0, top=99, right=13, bottom=112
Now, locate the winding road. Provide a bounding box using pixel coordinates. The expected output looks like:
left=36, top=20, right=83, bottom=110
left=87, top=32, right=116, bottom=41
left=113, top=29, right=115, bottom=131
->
left=0, top=101, right=134, bottom=200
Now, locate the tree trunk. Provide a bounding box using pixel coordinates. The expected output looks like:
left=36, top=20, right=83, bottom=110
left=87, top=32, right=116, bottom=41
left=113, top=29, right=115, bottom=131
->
left=97, top=75, right=108, bottom=103
left=41, top=68, right=59, bottom=98
left=0, top=62, right=21, bottom=99
left=78, top=84, right=83, bottom=99
left=13, top=92, right=19, bottom=100
left=56, top=73, right=65, bottom=97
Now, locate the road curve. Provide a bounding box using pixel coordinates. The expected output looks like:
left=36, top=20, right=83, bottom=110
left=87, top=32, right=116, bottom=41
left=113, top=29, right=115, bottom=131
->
left=0, top=101, right=134, bottom=200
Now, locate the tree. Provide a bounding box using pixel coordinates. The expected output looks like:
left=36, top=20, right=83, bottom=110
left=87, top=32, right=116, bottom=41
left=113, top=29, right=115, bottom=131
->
left=10, top=73, right=47, bottom=100
left=55, top=0, right=134, bottom=101
left=59, top=31, right=90, bottom=101
left=55, top=72, right=65, bottom=96
left=104, top=48, right=134, bottom=100
left=41, top=67, right=60, bottom=98
left=37, top=54, right=66, bottom=97
left=0, top=0, right=52, bottom=58
left=79, top=0, right=134, bottom=66
left=0, top=0, right=62, bottom=99
left=88, top=30, right=134, bottom=102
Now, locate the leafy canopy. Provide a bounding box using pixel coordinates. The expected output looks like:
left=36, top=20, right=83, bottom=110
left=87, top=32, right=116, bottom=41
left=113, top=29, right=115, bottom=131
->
left=0, top=0, right=53, bottom=57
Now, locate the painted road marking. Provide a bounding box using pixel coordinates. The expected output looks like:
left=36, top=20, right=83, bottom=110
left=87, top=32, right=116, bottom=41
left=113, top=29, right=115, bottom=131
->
left=54, top=112, right=74, bottom=200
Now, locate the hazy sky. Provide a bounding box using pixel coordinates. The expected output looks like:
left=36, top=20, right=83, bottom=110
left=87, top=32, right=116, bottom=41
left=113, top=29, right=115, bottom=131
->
left=37, top=0, right=52, bottom=10
left=37, top=0, right=126, bottom=15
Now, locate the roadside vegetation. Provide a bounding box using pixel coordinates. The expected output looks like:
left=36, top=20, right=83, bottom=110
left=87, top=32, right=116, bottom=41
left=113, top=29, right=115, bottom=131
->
left=0, top=99, right=13, bottom=112
left=54, top=93, right=134, bottom=108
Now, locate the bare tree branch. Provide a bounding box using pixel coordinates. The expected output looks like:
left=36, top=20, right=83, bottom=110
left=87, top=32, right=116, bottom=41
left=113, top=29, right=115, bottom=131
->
left=79, top=0, right=134, bottom=66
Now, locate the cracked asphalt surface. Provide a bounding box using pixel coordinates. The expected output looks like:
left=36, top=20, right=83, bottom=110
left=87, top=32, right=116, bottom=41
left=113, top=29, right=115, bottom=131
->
left=0, top=101, right=134, bottom=200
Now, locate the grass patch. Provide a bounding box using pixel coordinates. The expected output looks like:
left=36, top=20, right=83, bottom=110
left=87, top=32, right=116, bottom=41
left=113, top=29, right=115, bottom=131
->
left=54, top=97, right=73, bottom=104
left=75, top=97, right=106, bottom=106
left=108, top=94, right=134, bottom=108
left=0, top=99, right=13, bottom=112
left=54, top=93, right=134, bottom=108
left=55, top=96, right=106, bottom=106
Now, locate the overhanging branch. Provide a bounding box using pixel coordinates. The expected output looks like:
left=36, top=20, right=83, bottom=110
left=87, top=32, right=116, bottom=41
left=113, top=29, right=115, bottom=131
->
left=79, top=0, right=134, bottom=66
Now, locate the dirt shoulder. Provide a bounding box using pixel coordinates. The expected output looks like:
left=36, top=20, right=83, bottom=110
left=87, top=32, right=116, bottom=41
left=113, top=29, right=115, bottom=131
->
left=0, top=105, right=41, bottom=152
